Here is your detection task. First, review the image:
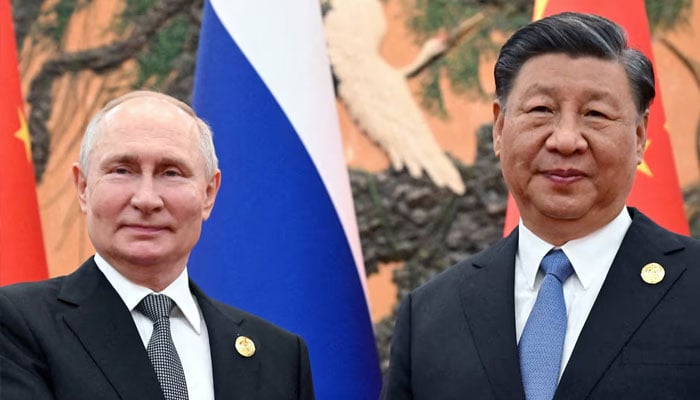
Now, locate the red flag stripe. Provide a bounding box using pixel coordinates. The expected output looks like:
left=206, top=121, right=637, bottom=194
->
left=0, top=0, right=49, bottom=284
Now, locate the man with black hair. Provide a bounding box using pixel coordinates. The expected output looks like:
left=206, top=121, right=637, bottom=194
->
left=382, top=12, right=700, bottom=399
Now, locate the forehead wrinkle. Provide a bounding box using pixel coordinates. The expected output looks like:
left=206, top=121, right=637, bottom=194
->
left=519, top=82, right=557, bottom=98
left=518, top=78, right=625, bottom=105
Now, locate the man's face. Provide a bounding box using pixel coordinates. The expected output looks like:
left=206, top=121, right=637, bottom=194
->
left=493, top=53, right=647, bottom=242
left=74, top=97, right=220, bottom=271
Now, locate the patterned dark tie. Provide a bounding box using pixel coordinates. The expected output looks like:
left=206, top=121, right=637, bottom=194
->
left=519, top=249, right=574, bottom=400
left=137, top=294, right=189, bottom=400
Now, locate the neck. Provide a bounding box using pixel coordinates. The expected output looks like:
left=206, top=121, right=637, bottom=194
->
left=103, top=256, right=186, bottom=292
left=523, top=208, right=625, bottom=246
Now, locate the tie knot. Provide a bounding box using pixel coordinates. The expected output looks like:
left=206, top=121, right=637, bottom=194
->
left=137, top=294, right=175, bottom=322
left=540, top=249, right=574, bottom=283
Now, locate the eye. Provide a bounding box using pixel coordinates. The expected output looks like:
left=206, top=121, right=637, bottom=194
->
left=528, top=105, right=551, bottom=113
left=163, top=168, right=182, bottom=177
left=585, top=109, right=607, bottom=118
left=111, top=166, right=131, bottom=175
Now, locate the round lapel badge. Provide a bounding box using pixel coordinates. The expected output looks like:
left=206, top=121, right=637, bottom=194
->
left=235, top=336, right=256, bottom=357
left=641, top=262, right=665, bottom=285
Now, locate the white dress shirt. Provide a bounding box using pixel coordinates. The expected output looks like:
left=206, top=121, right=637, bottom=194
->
left=95, top=254, right=215, bottom=400
left=514, top=207, right=632, bottom=379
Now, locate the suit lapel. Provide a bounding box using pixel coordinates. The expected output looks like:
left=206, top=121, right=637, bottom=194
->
left=59, top=259, right=164, bottom=400
left=556, top=210, right=687, bottom=399
left=459, top=232, right=526, bottom=400
left=193, top=284, right=261, bottom=400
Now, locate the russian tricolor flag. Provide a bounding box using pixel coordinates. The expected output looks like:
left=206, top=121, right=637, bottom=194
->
left=190, top=0, right=381, bottom=397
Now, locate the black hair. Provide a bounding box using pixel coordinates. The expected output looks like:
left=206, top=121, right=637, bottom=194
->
left=494, top=12, right=655, bottom=113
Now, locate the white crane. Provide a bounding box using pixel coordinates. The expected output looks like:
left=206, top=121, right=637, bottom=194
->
left=324, top=0, right=484, bottom=195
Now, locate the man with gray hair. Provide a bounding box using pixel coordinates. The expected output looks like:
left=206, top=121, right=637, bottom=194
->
left=0, top=91, right=315, bottom=399
left=382, top=12, right=700, bottom=399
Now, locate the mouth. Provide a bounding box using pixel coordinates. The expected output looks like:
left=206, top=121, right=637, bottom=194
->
left=121, top=224, right=169, bottom=235
left=542, top=168, right=586, bottom=184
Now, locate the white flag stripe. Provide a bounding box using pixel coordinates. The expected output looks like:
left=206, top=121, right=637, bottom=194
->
left=209, top=0, right=369, bottom=297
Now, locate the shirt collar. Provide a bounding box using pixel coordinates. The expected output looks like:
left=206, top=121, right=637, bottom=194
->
left=518, top=207, right=632, bottom=289
left=94, top=253, right=202, bottom=334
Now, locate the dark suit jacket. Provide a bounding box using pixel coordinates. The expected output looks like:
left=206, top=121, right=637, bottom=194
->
left=0, top=257, right=314, bottom=399
left=381, top=208, right=700, bottom=399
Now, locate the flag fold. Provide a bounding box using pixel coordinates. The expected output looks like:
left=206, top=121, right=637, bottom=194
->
left=191, top=1, right=382, bottom=398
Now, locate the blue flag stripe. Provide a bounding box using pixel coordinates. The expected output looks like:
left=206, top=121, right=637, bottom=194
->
left=191, top=1, right=381, bottom=398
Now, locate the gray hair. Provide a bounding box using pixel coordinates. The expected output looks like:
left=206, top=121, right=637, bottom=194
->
left=494, top=12, right=655, bottom=114
left=79, top=90, right=219, bottom=178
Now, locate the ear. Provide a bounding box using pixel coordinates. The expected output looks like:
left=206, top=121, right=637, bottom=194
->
left=202, top=169, right=222, bottom=220
left=636, top=111, right=649, bottom=164
left=492, top=101, right=504, bottom=158
left=73, top=163, right=88, bottom=213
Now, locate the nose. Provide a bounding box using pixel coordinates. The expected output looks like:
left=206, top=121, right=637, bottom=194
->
left=545, top=113, right=588, bottom=155
left=130, top=176, right=164, bottom=213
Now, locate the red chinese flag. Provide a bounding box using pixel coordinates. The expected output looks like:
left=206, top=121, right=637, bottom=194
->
left=503, top=0, right=690, bottom=235
left=0, top=0, right=49, bottom=284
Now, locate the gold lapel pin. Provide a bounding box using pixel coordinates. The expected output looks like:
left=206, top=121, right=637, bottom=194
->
left=235, top=336, right=256, bottom=357
left=641, top=262, right=665, bottom=285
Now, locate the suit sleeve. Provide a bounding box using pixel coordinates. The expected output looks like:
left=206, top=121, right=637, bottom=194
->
left=380, top=293, right=413, bottom=400
left=297, top=336, right=315, bottom=400
left=0, top=291, right=55, bottom=399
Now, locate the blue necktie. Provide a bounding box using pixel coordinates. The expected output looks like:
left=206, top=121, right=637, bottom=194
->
left=519, top=249, right=574, bottom=400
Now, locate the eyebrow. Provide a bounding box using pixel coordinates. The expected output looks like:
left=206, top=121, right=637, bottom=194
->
left=100, top=154, right=191, bottom=169
left=521, top=83, right=621, bottom=103
left=99, top=154, right=137, bottom=168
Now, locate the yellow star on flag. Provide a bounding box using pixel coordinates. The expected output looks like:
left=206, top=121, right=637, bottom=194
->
left=14, top=108, right=32, bottom=161
left=637, top=139, right=652, bottom=177
left=533, top=0, right=550, bottom=20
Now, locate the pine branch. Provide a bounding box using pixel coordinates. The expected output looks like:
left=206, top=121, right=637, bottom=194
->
left=27, top=0, right=194, bottom=182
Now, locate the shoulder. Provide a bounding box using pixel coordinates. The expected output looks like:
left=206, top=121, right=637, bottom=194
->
left=0, top=276, right=69, bottom=362
left=191, top=285, right=307, bottom=350
left=215, top=296, right=301, bottom=339
left=0, top=257, right=103, bottom=313
left=193, top=289, right=312, bottom=382
left=626, top=208, right=700, bottom=252
left=411, top=234, right=516, bottom=300
left=0, top=276, right=65, bottom=312
left=191, top=289, right=314, bottom=397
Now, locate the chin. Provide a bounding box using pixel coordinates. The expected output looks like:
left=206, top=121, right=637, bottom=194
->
left=542, top=211, right=585, bottom=221
left=118, top=250, right=171, bottom=267
left=538, top=202, right=590, bottom=221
